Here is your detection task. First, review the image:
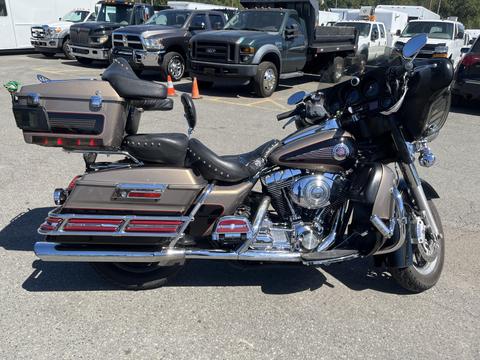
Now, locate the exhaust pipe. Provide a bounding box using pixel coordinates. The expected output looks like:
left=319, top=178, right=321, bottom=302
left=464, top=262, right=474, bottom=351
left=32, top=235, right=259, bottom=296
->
left=34, top=242, right=303, bottom=263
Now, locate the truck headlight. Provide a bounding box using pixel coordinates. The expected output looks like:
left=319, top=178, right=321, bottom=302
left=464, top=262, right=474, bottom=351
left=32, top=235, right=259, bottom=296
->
left=93, top=35, right=109, bottom=44
left=48, top=26, right=62, bottom=35
left=240, top=46, right=255, bottom=54
left=143, top=37, right=164, bottom=51
left=433, top=45, right=449, bottom=58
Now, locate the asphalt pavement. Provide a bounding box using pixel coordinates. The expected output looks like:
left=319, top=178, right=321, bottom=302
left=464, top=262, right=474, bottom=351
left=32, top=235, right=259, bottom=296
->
left=0, top=54, right=479, bottom=359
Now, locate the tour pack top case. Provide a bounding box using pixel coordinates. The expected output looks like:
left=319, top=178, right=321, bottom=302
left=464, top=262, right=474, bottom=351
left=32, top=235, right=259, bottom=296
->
left=12, top=79, right=128, bottom=150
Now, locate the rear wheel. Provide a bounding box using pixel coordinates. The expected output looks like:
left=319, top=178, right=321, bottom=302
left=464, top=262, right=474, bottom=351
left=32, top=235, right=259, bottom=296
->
left=41, top=52, right=55, bottom=58
left=254, top=61, right=278, bottom=98
left=389, top=200, right=444, bottom=293
left=161, top=51, right=185, bottom=81
left=62, top=38, right=75, bottom=60
left=91, top=262, right=183, bottom=290
left=75, top=56, right=94, bottom=65
left=327, top=56, right=344, bottom=83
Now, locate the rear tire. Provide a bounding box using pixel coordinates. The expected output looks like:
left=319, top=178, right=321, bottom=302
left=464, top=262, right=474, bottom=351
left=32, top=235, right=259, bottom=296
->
left=91, top=262, right=183, bottom=290
left=254, top=61, right=278, bottom=98
left=327, top=56, right=344, bottom=83
left=62, top=39, right=75, bottom=60
left=161, top=51, right=185, bottom=81
left=41, top=52, right=55, bottom=58
left=75, top=56, right=94, bottom=65
left=389, top=200, right=445, bottom=293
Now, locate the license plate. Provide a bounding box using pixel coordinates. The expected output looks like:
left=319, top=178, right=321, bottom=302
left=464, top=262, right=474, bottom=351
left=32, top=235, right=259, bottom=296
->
left=204, top=67, right=216, bottom=75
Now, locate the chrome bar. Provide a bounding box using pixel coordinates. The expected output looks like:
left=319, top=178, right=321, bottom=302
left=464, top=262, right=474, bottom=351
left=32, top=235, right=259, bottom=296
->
left=237, top=196, right=271, bottom=254
left=168, top=183, right=215, bottom=248
left=316, top=208, right=341, bottom=252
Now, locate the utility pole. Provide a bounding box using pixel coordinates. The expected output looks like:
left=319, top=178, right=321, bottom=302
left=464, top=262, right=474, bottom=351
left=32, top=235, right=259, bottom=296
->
left=437, top=0, right=442, bottom=14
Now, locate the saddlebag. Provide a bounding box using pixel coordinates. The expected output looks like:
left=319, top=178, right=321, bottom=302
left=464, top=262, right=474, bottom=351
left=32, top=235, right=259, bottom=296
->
left=12, top=79, right=128, bottom=150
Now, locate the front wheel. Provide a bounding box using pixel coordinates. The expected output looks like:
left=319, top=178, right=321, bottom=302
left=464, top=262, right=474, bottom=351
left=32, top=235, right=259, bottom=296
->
left=253, top=61, right=278, bottom=98
left=389, top=200, right=444, bottom=293
left=91, top=262, right=183, bottom=290
left=161, top=51, right=185, bottom=81
left=62, top=39, right=75, bottom=60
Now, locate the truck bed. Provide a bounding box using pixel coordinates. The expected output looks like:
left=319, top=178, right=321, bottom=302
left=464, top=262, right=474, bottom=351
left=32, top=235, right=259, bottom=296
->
left=310, top=26, right=357, bottom=53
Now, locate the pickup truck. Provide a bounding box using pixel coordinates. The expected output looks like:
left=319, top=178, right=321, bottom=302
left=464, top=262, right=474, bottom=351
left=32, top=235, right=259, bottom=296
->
left=395, top=19, right=466, bottom=68
left=70, top=0, right=155, bottom=65
left=112, top=9, right=228, bottom=80
left=189, top=0, right=358, bottom=97
left=335, top=21, right=389, bottom=63
left=30, top=9, right=96, bottom=60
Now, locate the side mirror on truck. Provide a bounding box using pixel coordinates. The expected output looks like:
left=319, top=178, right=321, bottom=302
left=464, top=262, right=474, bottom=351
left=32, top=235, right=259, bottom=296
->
left=189, top=23, right=206, bottom=31
left=285, top=23, right=299, bottom=39
left=396, top=29, right=401, bottom=37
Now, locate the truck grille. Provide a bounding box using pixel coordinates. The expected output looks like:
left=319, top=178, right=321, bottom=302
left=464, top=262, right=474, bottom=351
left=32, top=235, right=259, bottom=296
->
left=193, top=41, right=236, bottom=63
left=71, top=27, right=91, bottom=46
left=113, top=34, right=144, bottom=50
left=31, top=26, right=46, bottom=39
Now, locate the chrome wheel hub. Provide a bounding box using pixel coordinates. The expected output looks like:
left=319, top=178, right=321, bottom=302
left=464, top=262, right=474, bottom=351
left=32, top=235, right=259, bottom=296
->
left=263, top=68, right=276, bottom=91
left=168, top=56, right=184, bottom=80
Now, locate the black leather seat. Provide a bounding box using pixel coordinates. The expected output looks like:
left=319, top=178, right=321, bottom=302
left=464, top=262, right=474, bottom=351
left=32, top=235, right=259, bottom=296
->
left=102, top=58, right=167, bottom=100
left=187, top=139, right=280, bottom=182
left=123, top=133, right=188, bottom=165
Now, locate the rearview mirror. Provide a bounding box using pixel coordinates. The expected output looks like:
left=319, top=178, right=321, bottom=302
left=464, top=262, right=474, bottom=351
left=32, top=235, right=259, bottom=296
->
left=461, top=46, right=470, bottom=54
left=287, top=91, right=306, bottom=105
left=395, top=29, right=401, bottom=37
left=402, top=33, right=428, bottom=58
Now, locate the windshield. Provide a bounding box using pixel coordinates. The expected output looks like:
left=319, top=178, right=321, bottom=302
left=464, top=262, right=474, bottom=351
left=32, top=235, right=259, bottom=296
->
left=62, top=10, right=90, bottom=23
left=146, top=10, right=191, bottom=27
left=96, top=4, right=133, bottom=25
left=402, top=21, right=454, bottom=40
left=225, top=11, right=285, bottom=32
left=336, top=22, right=371, bottom=37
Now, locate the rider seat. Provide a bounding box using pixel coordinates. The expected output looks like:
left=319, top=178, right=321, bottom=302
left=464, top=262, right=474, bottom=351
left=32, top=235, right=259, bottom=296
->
left=187, top=139, right=280, bottom=182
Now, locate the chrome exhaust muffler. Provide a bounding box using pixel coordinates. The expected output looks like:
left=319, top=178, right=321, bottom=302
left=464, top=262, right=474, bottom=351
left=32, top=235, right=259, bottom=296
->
left=34, top=242, right=303, bottom=263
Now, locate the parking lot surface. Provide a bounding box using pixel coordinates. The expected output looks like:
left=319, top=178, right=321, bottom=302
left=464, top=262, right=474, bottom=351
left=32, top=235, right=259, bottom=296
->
left=0, top=54, right=479, bottom=359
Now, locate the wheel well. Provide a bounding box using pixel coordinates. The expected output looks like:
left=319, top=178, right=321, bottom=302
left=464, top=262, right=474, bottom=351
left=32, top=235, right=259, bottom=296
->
left=261, top=53, right=281, bottom=73
left=62, top=35, right=69, bottom=44
left=166, top=45, right=186, bottom=60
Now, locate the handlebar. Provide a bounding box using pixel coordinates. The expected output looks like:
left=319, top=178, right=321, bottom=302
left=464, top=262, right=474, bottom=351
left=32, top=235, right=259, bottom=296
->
left=277, top=108, right=298, bottom=121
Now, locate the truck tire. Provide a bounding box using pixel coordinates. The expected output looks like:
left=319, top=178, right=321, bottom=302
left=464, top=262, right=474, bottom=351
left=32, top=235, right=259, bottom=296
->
left=327, top=56, right=344, bottom=83
left=253, top=61, right=278, bottom=98
left=91, top=262, right=183, bottom=290
left=75, top=56, right=93, bottom=65
left=161, top=51, right=185, bottom=81
left=41, top=52, right=55, bottom=58
left=62, top=38, right=75, bottom=60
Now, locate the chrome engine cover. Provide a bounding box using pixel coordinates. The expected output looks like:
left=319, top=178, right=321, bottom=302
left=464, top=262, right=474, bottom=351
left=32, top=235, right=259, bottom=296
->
left=290, top=174, right=336, bottom=209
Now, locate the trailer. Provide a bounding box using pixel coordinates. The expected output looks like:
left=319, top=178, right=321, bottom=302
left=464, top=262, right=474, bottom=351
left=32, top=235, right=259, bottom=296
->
left=0, top=0, right=97, bottom=51
left=376, top=5, right=440, bottom=21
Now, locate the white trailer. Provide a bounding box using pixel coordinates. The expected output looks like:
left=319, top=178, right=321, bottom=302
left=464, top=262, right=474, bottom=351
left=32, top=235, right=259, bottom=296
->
left=0, top=0, right=97, bottom=51
left=376, top=5, right=440, bottom=21
left=167, top=1, right=237, bottom=10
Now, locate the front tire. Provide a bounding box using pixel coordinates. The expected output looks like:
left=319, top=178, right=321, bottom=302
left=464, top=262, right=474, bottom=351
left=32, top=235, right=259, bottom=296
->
left=161, top=51, right=185, bottom=81
left=62, top=39, right=75, bottom=60
left=389, top=200, right=444, bottom=293
left=91, top=262, right=183, bottom=290
left=253, top=61, right=278, bottom=98
left=75, top=56, right=93, bottom=65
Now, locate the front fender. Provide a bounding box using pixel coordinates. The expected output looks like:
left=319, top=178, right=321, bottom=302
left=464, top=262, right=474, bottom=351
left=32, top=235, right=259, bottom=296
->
left=398, top=178, right=440, bottom=199
left=252, top=44, right=282, bottom=66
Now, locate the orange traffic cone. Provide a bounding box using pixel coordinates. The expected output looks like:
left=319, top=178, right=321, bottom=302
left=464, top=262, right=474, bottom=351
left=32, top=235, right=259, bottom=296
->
left=167, top=75, right=176, bottom=97
left=191, top=77, right=202, bottom=99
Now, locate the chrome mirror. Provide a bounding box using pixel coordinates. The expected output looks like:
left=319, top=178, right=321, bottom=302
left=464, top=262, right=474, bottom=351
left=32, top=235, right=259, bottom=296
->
left=402, top=33, right=428, bottom=58
left=287, top=91, right=306, bottom=105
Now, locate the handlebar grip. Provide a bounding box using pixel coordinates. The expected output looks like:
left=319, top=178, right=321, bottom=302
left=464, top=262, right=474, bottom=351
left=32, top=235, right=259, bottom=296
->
left=277, top=108, right=297, bottom=121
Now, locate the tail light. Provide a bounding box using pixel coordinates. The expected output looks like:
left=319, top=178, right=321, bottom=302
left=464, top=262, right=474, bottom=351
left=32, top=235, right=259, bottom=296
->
left=63, top=218, right=123, bottom=232
left=461, top=54, right=480, bottom=68
left=125, top=220, right=183, bottom=233
left=67, top=175, right=82, bottom=191
left=216, top=219, right=250, bottom=233
left=39, top=217, right=63, bottom=232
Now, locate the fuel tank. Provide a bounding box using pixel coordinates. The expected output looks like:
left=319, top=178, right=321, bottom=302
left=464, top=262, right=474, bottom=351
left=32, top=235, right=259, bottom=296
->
left=269, top=126, right=356, bottom=172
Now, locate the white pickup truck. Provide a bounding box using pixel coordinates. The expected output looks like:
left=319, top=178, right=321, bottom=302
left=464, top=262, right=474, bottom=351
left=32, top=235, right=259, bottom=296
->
left=395, top=19, right=466, bottom=68
left=335, top=20, right=389, bottom=63
left=30, top=9, right=96, bottom=60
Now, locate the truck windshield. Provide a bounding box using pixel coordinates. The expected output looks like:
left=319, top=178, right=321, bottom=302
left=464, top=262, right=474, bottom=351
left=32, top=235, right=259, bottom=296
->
left=96, top=4, right=133, bottom=25
left=402, top=21, right=454, bottom=40
left=336, top=22, right=371, bottom=37
left=146, top=10, right=191, bottom=27
left=225, top=11, right=285, bottom=32
left=62, top=10, right=91, bottom=23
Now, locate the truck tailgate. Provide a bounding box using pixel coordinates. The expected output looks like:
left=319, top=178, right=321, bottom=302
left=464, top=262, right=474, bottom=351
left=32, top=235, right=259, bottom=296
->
left=311, top=26, right=357, bottom=51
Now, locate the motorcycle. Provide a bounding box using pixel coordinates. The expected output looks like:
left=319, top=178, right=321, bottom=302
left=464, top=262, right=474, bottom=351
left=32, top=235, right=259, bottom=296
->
left=10, top=34, right=453, bottom=291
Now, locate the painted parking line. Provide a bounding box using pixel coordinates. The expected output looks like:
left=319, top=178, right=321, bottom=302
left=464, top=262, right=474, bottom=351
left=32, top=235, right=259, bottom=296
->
left=32, top=66, right=99, bottom=75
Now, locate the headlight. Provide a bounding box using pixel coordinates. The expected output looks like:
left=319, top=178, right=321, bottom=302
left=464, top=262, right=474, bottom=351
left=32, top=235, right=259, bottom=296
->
left=49, top=26, right=62, bottom=35
left=92, top=35, right=108, bottom=44
left=143, top=37, right=164, bottom=51
left=240, top=46, right=255, bottom=54
left=433, top=45, right=449, bottom=58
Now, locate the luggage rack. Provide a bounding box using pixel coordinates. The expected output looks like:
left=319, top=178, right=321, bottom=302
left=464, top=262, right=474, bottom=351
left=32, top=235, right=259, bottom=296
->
left=65, top=149, right=144, bottom=170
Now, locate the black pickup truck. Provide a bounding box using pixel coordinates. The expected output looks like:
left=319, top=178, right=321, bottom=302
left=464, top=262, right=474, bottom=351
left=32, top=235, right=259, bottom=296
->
left=189, top=0, right=358, bottom=97
left=70, top=0, right=155, bottom=65
left=111, top=9, right=229, bottom=80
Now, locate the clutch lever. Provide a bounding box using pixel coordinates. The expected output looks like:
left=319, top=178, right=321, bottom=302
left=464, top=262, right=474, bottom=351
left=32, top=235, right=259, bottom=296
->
left=282, top=115, right=300, bottom=129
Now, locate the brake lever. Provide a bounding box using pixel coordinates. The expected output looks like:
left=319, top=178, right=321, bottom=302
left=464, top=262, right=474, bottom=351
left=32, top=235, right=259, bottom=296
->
left=282, top=115, right=299, bottom=129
